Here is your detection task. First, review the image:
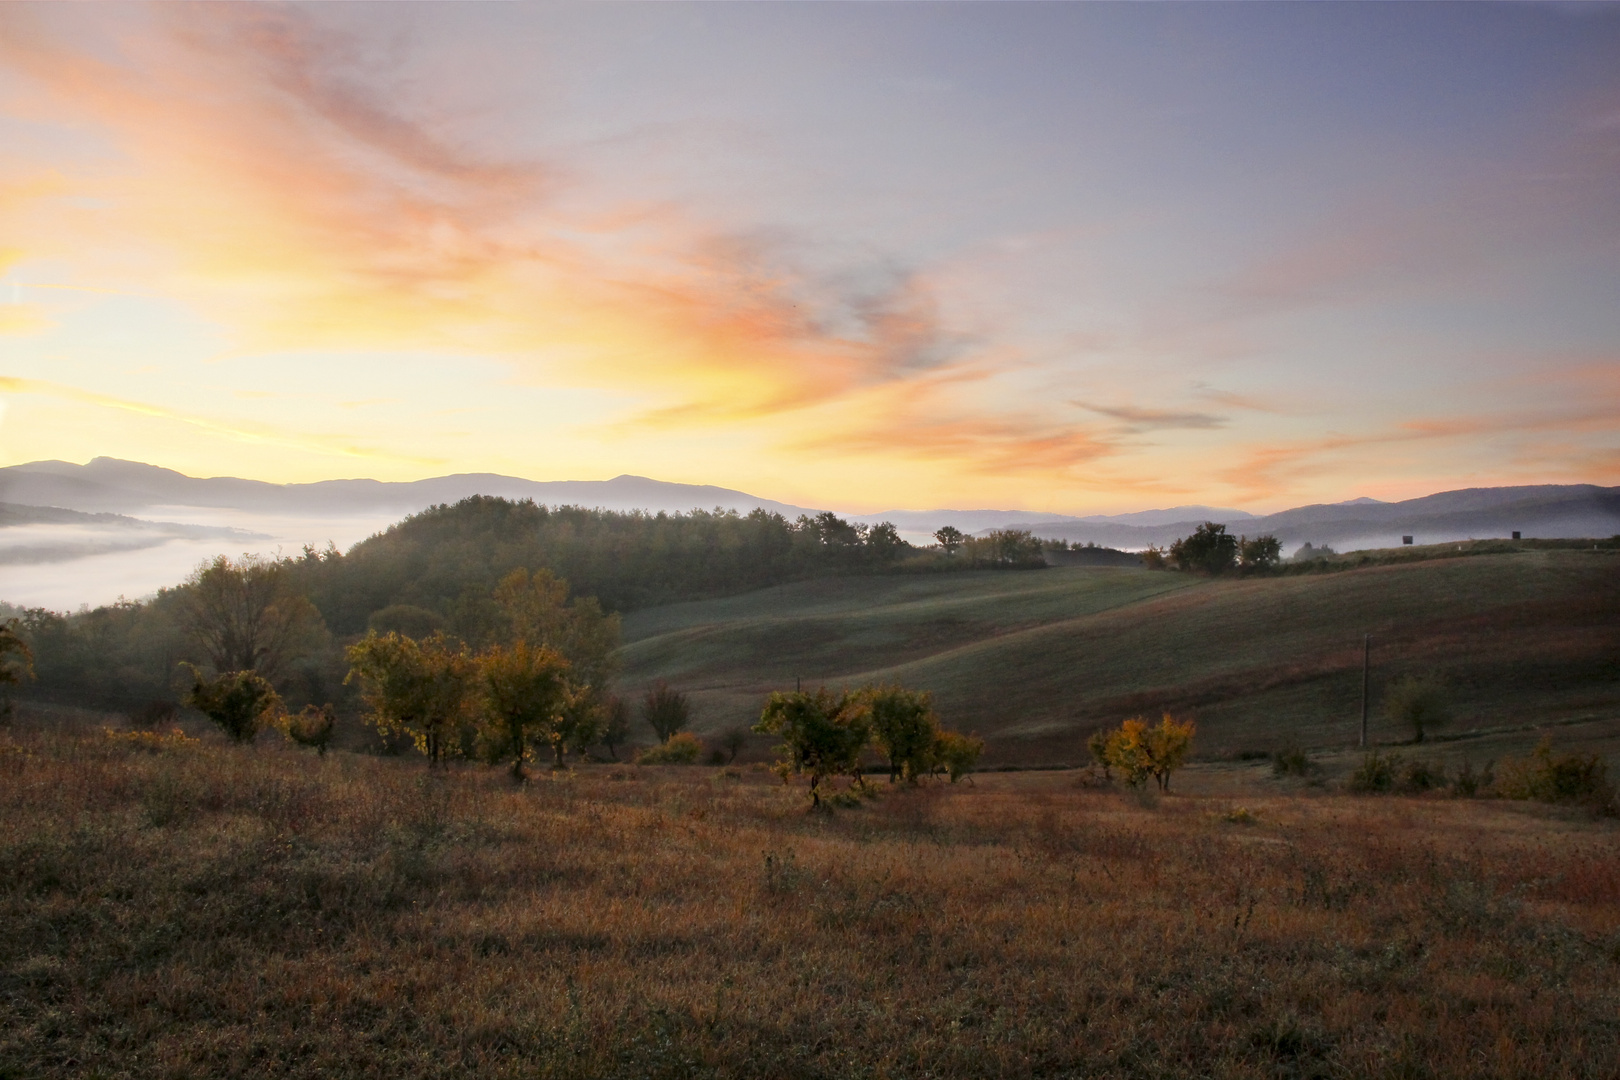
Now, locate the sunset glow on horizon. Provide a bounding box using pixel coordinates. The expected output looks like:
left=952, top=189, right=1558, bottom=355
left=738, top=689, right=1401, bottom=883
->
left=2, top=3, right=1617, bottom=515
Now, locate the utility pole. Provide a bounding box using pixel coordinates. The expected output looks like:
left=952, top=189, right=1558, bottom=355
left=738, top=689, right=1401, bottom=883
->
left=1360, top=634, right=1370, bottom=748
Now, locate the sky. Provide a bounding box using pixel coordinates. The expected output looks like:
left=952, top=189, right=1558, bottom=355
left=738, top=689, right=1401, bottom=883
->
left=1, top=1, right=1617, bottom=516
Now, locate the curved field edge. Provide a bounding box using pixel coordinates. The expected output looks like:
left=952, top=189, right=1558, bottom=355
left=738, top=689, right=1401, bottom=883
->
left=615, top=550, right=1620, bottom=762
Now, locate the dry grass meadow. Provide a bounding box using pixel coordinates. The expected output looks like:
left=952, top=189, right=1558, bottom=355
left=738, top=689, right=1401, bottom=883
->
left=3, top=712, right=1618, bottom=1079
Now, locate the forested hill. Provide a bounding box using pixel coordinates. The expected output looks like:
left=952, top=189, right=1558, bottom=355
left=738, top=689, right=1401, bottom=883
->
left=292, top=496, right=920, bottom=637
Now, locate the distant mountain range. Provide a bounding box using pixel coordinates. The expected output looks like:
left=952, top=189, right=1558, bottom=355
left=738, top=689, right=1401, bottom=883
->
left=0, top=457, right=820, bottom=520
left=1, top=458, right=1616, bottom=558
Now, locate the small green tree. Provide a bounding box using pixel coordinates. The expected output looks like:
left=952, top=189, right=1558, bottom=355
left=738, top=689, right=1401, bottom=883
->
left=1169, top=522, right=1238, bottom=574
left=282, top=703, right=336, bottom=756
left=642, top=681, right=691, bottom=743
left=934, top=525, right=965, bottom=554
left=933, top=730, right=984, bottom=783
left=1382, top=675, right=1450, bottom=743
left=182, top=665, right=283, bottom=744
left=478, top=640, right=571, bottom=780
left=345, top=632, right=476, bottom=767
left=754, top=688, right=871, bottom=807
left=865, top=684, right=940, bottom=783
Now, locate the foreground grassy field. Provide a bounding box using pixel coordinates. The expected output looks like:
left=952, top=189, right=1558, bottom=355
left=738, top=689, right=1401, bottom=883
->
left=4, top=719, right=1618, bottom=1079
left=618, top=548, right=1620, bottom=764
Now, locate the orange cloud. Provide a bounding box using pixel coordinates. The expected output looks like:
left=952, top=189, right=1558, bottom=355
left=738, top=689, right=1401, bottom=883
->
left=1217, top=402, right=1620, bottom=499
left=0, top=6, right=997, bottom=445
left=3, top=7, right=1613, bottom=512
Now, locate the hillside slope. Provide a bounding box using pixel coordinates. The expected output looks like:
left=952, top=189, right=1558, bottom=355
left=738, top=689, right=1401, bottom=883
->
left=617, top=549, right=1620, bottom=762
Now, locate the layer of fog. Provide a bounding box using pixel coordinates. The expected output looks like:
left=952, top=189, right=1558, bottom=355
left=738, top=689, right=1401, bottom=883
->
left=0, top=507, right=403, bottom=611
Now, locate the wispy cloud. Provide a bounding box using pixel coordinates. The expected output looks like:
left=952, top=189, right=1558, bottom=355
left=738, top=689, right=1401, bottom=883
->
left=1217, top=401, right=1620, bottom=499
left=1073, top=403, right=1227, bottom=432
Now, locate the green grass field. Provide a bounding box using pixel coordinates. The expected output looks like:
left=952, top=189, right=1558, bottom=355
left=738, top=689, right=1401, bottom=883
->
left=618, top=548, right=1620, bottom=765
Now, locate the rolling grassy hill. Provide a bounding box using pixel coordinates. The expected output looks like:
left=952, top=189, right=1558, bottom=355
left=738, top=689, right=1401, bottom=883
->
left=617, top=546, right=1620, bottom=763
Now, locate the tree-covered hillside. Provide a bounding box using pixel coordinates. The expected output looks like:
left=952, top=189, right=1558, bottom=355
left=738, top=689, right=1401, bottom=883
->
left=292, top=497, right=920, bottom=637
left=6, top=497, right=1048, bottom=715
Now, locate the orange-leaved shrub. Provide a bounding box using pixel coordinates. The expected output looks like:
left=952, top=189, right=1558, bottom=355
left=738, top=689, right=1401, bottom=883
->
left=637, top=730, right=705, bottom=765
left=1093, top=714, right=1195, bottom=791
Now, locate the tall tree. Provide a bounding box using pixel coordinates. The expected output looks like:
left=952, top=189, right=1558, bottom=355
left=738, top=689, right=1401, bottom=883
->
left=599, top=695, right=631, bottom=761
left=1238, top=534, right=1283, bottom=571
left=494, top=568, right=621, bottom=694
left=754, top=688, right=872, bottom=807
left=179, top=554, right=324, bottom=680
left=345, top=632, right=475, bottom=767
left=865, top=684, right=940, bottom=783
left=642, top=681, right=691, bottom=744
left=0, top=619, right=34, bottom=719
left=478, top=640, right=571, bottom=780
left=1169, top=523, right=1238, bottom=575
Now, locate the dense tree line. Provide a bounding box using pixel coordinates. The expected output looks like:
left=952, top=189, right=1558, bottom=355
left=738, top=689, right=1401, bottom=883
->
left=931, top=526, right=1047, bottom=568
left=293, top=498, right=917, bottom=635
left=4, top=497, right=1049, bottom=715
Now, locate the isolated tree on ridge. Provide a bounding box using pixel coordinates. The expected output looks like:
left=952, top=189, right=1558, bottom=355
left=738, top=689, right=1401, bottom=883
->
left=934, top=525, right=965, bottom=554
left=1238, top=534, right=1283, bottom=571
left=1169, top=523, right=1238, bottom=575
